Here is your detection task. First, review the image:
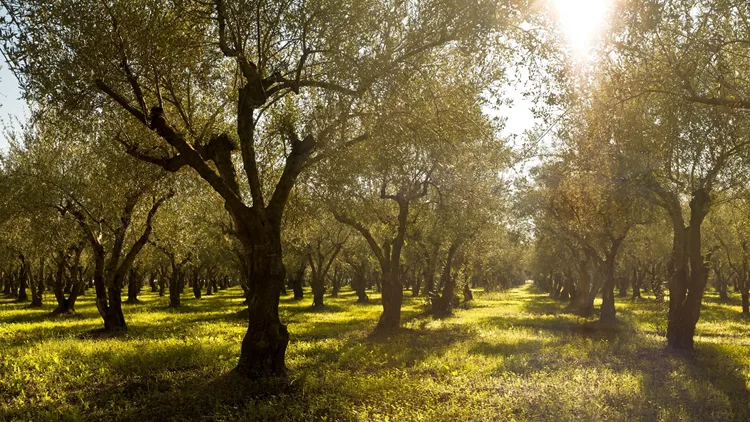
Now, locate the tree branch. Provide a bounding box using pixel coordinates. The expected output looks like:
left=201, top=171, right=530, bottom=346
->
left=267, top=133, right=316, bottom=224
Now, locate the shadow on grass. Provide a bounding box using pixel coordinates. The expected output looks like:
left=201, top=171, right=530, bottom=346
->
left=0, top=307, right=58, bottom=324
left=689, top=344, right=750, bottom=420
left=634, top=345, right=750, bottom=421
left=59, top=321, right=476, bottom=421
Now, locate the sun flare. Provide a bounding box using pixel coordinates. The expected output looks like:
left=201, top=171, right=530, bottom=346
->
left=551, top=0, right=613, bottom=56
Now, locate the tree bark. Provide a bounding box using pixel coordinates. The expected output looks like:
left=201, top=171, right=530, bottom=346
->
left=739, top=277, right=749, bottom=316
left=600, top=260, right=617, bottom=322
left=52, top=251, right=83, bottom=315
left=169, top=269, right=182, bottom=308
left=432, top=242, right=460, bottom=316
left=600, top=238, right=625, bottom=322
left=205, top=276, right=214, bottom=296
left=331, top=266, right=343, bottom=297
left=289, top=261, right=305, bottom=300
left=16, top=257, right=29, bottom=303
left=28, top=257, right=45, bottom=307
left=1, top=270, right=11, bottom=295
left=666, top=189, right=710, bottom=350
left=235, top=227, right=289, bottom=378
left=576, top=258, right=593, bottom=316
left=354, top=280, right=369, bottom=303
left=378, top=269, right=403, bottom=329
left=125, top=268, right=142, bottom=304
left=192, top=270, right=203, bottom=299
left=310, top=276, right=325, bottom=309
left=149, top=272, right=158, bottom=292
left=617, top=275, right=628, bottom=298
left=632, top=267, right=642, bottom=299
left=463, top=281, right=473, bottom=302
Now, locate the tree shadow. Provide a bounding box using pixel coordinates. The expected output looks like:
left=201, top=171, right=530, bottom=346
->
left=634, top=345, right=750, bottom=421
left=0, top=307, right=57, bottom=324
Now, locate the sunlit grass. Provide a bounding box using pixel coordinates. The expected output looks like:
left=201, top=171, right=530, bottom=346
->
left=1, top=284, right=748, bottom=421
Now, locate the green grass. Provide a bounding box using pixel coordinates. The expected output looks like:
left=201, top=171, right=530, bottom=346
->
left=1, top=284, right=749, bottom=421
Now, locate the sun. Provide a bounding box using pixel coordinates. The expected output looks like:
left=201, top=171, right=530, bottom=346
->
left=551, top=0, right=613, bottom=56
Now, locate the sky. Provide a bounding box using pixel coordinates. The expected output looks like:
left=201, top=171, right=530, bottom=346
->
left=0, top=59, right=27, bottom=151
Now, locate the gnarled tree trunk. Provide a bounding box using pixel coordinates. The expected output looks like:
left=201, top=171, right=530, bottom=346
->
left=600, top=237, right=626, bottom=322
left=432, top=242, right=460, bottom=316
left=576, top=258, right=593, bottom=316
left=666, top=189, right=711, bottom=350
left=125, top=267, right=142, bottom=304
left=16, top=256, right=29, bottom=303
left=52, top=248, right=84, bottom=315
left=235, top=224, right=289, bottom=378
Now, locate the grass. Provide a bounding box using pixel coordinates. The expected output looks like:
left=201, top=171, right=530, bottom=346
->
left=0, top=284, right=749, bottom=421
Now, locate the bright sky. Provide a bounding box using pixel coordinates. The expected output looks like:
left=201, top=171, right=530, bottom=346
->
left=551, top=0, right=613, bottom=58
left=0, top=59, right=26, bottom=151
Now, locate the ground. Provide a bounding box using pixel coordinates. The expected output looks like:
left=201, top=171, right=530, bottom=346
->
left=1, top=285, right=749, bottom=422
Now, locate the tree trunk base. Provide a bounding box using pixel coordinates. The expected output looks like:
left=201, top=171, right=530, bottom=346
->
left=667, top=324, right=695, bottom=351
left=52, top=308, right=77, bottom=317
left=103, top=308, right=127, bottom=331
left=236, top=323, right=289, bottom=379
left=374, top=313, right=401, bottom=332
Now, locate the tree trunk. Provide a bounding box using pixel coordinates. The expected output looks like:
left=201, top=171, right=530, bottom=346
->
left=350, top=263, right=369, bottom=303
left=716, top=268, right=728, bottom=302
left=290, top=265, right=304, bottom=300
left=192, top=272, right=202, bottom=299
left=27, top=257, right=44, bottom=307
left=463, top=282, right=473, bottom=302
left=377, top=270, right=402, bottom=330
left=52, top=260, right=71, bottom=314
left=600, top=260, right=617, bottom=322
left=1, top=271, right=11, bottom=295
left=667, top=189, right=710, bottom=350
left=354, top=279, right=369, bottom=303
left=205, top=277, right=214, bottom=296
left=310, top=274, right=325, bottom=309
left=740, top=278, right=749, bottom=316
left=560, top=272, right=574, bottom=301
left=16, top=263, right=28, bottom=303
left=169, top=271, right=181, bottom=308
left=125, top=268, right=141, bottom=304
left=235, top=232, right=289, bottom=378
left=411, top=274, right=420, bottom=297
left=104, top=284, right=126, bottom=330
left=632, top=267, right=642, bottom=299
left=331, top=267, right=342, bottom=298
left=576, top=258, right=592, bottom=316
left=29, top=276, right=41, bottom=307
left=432, top=243, right=459, bottom=316
left=423, top=267, right=434, bottom=297
left=617, top=274, right=628, bottom=298
left=149, top=272, right=158, bottom=292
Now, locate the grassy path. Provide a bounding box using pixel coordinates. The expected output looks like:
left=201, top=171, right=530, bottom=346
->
left=1, top=284, right=749, bottom=421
